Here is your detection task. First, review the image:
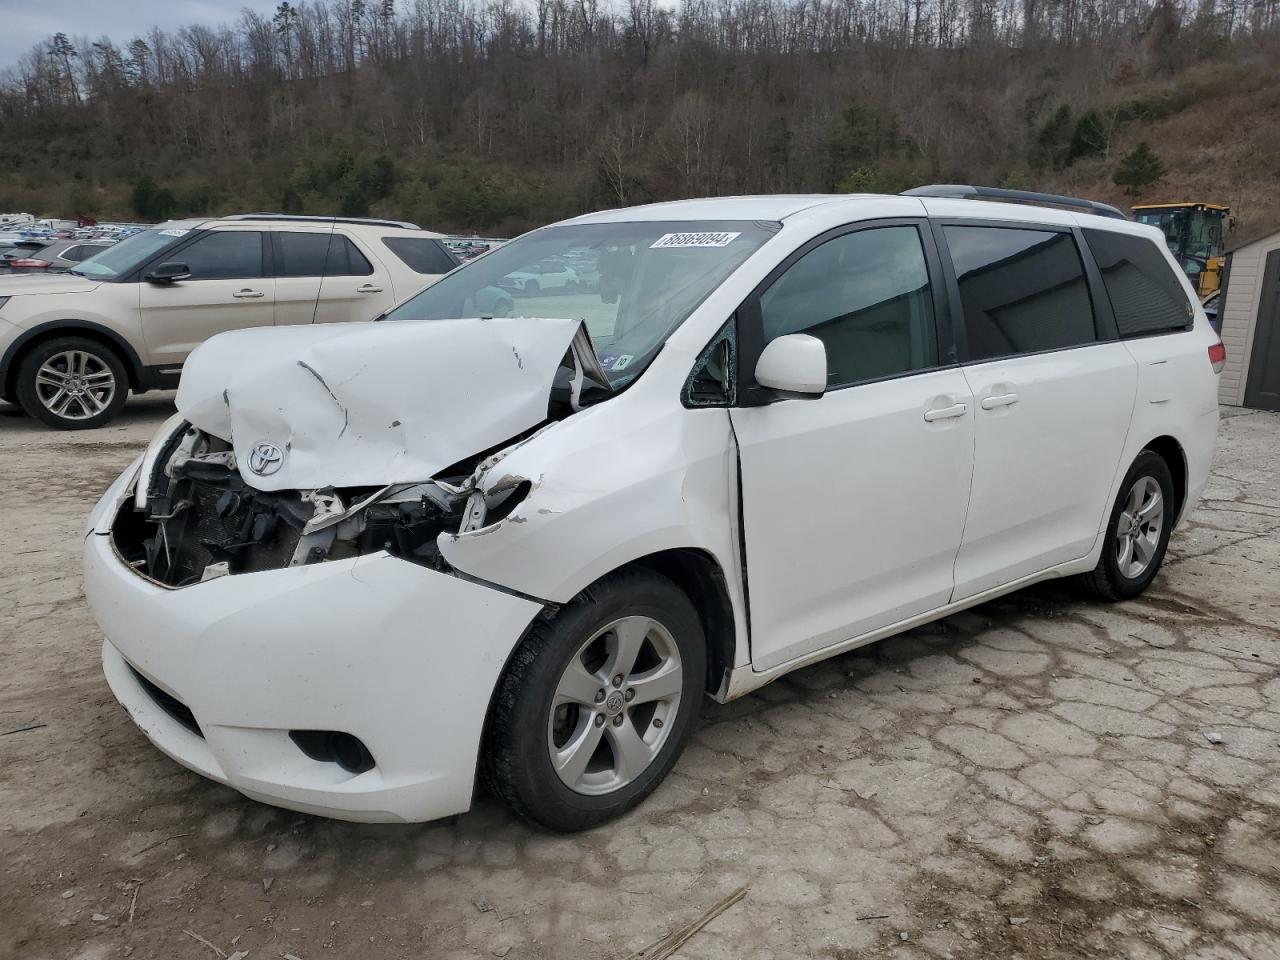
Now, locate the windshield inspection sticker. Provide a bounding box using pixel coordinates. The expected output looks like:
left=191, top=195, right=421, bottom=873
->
left=650, top=231, right=741, bottom=249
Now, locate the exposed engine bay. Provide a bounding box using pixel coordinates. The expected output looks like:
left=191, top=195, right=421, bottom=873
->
left=111, top=422, right=539, bottom=587
left=111, top=315, right=611, bottom=587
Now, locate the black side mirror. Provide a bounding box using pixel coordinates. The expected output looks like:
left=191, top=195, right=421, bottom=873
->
left=145, top=262, right=191, bottom=283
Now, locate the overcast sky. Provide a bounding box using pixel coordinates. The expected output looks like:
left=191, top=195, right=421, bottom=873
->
left=0, top=1, right=282, bottom=69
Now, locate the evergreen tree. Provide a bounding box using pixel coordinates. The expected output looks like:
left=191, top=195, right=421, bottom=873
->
left=1068, top=110, right=1108, bottom=162
left=1113, top=142, right=1166, bottom=193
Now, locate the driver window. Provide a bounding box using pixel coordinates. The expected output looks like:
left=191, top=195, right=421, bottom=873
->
left=175, top=231, right=266, bottom=280
left=759, top=225, right=938, bottom=387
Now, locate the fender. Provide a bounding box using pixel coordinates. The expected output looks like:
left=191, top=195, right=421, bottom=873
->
left=1, top=319, right=149, bottom=395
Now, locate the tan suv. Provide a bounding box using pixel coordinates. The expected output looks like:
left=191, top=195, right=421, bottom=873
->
left=0, top=214, right=459, bottom=428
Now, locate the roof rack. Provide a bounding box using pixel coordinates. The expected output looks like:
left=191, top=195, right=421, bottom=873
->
left=222, top=213, right=422, bottom=230
left=902, top=185, right=1127, bottom=221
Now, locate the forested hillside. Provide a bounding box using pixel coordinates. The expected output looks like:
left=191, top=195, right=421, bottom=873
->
left=1, top=0, right=1277, bottom=236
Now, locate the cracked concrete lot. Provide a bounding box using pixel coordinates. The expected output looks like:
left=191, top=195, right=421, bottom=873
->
left=2, top=397, right=1278, bottom=960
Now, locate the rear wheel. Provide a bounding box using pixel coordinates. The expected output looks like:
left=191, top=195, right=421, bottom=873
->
left=484, top=570, right=705, bottom=832
left=15, top=336, right=129, bottom=430
left=1077, top=450, right=1175, bottom=601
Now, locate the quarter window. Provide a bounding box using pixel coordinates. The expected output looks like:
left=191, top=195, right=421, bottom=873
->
left=177, top=231, right=266, bottom=280
left=277, top=232, right=375, bottom=277
left=944, top=226, right=1096, bottom=361
left=1083, top=229, right=1193, bottom=337
left=758, top=225, right=938, bottom=387
left=381, top=236, right=458, bottom=274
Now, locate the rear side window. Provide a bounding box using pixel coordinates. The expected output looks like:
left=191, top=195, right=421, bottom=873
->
left=944, top=226, right=1096, bottom=361
left=381, top=236, right=458, bottom=274
left=759, top=225, right=938, bottom=388
left=178, top=231, right=266, bottom=280
left=1083, top=229, right=1194, bottom=337
left=277, top=232, right=374, bottom=277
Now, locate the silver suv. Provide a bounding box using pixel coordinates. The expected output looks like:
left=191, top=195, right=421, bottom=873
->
left=0, top=214, right=459, bottom=428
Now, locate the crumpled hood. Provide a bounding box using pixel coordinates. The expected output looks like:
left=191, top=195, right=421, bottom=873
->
left=176, top=317, right=589, bottom=491
left=0, top=273, right=101, bottom=296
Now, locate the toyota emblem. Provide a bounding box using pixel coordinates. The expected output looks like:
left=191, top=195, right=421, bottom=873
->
left=248, top=441, right=285, bottom=476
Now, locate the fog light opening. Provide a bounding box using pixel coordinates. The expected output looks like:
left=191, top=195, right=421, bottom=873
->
left=289, top=730, right=376, bottom=774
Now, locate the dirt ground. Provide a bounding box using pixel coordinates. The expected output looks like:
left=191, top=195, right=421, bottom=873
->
left=1, top=395, right=1278, bottom=960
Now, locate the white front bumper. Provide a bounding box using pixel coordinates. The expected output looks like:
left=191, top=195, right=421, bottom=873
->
left=85, top=506, right=543, bottom=823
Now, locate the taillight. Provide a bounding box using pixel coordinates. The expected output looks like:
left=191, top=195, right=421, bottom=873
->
left=11, top=258, right=49, bottom=268
left=1208, top=341, right=1226, bottom=374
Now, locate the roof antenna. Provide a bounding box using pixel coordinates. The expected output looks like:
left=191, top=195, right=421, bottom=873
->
left=310, top=215, right=339, bottom=326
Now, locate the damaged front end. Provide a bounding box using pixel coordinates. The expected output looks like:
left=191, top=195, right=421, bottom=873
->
left=110, top=316, right=607, bottom=588
left=111, top=423, right=532, bottom=586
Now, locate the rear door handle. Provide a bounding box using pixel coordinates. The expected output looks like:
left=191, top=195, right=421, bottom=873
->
left=924, top=402, right=968, bottom=422
left=357, top=283, right=383, bottom=294
left=980, top=393, right=1019, bottom=410
left=233, top=288, right=264, bottom=299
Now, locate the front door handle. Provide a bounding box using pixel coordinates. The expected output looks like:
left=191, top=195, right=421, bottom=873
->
left=924, top=402, right=968, bottom=422
left=980, top=393, right=1019, bottom=410
left=233, top=288, right=264, bottom=299
left=356, top=283, right=383, bottom=294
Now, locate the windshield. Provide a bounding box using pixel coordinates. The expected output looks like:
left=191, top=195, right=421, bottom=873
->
left=384, top=220, right=775, bottom=386
left=72, top=227, right=190, bottom=280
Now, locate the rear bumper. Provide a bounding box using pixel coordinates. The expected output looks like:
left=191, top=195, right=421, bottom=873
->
left=85, top=517, right=543, bottom=823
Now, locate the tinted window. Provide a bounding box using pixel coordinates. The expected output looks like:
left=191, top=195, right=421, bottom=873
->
left=381, top=236, right=458, bottom=274
left=277, top=232, right=374, bottom=277
left=759, top=225, right=938, bottom=387
left=178, top=231, right=266, bottom=280
left=945, top=226, right=1096, bottom=361
left=1083, top=229, right=1193, bottom=337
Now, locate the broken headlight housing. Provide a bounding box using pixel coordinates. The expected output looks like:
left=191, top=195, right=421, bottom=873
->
left=111, top=422, right=533, bottom=587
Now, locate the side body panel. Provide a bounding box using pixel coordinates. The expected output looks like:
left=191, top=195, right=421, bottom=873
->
left=730, top=369, right=975, bottom=671
left=953, top=343, right=1137, bottom=600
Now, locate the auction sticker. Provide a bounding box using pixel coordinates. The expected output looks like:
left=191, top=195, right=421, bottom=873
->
left=651, top=232, right=741, bottom=249
left=158, top=229, right=190, bottom=237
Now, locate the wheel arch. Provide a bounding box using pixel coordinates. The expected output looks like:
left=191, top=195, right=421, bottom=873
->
left=1141, top=434, right=1188, bottom=523
left=477, top=546, right=739, bottom=748
left=2, top=320, right=145, bottom=399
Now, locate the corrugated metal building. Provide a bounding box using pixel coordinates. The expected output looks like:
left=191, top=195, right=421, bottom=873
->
left=1218, top=228, right=1280, bottom=410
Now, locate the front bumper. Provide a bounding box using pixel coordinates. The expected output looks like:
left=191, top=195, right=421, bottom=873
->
left=85, top=479, right=543, bottom=823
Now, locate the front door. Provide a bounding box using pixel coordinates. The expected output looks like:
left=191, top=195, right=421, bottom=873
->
left=730, top=222, right=974, bottom=672
left=938, top=223, right=1137, bottom=600
left=139, top=230, right=275, bottom=367
left=1244, top=249, right=1280, bottom=411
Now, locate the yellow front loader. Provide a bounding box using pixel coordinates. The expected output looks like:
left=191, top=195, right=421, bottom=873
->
left=1132, top=202, right=1232, bottom=298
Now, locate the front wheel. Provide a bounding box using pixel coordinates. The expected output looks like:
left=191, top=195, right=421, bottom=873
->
left=483, top=570, right=705, bottom=832
left=15, top=336, right=129, bottom=429
left=1077, top=451, right=1176, bottom=601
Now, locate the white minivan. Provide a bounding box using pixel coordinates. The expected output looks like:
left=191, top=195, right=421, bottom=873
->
left=84, top=188, right=1222, bottom=830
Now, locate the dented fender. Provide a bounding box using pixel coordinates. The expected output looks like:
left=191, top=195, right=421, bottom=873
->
left=436, top=389, right=751, bottom=669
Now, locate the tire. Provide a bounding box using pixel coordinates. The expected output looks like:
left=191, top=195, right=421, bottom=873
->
left=524, top=279, right=540, bottom=296
left=1077, top=450, right=1176, bottom=602
left=15, top=336, right=129, bottom=430
left=484, top=570, right=706, bottom=832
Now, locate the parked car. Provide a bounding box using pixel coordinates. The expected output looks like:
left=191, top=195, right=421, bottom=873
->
left=85, top=188, right=1220, bottom=830
left=0, top=238, right=115, bottom=275
left=0, top=214, right=459, bottom=427
left=497, top=258, right=579, bottom=295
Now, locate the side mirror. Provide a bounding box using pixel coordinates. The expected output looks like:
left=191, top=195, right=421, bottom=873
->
left=145, top=262, right=191, bottom=283
left=754, top=333, right=827, bottom=397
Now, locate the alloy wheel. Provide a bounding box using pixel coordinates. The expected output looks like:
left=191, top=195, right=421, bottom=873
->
left=547, top=615, right=684, bottom=796
left=1115, top=475, right=1164, bottom=579
left=34, top=350, right=116, bottom=421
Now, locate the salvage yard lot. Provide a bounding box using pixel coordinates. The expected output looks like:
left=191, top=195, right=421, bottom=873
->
left=1, top=398, right=1278, bottom=960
